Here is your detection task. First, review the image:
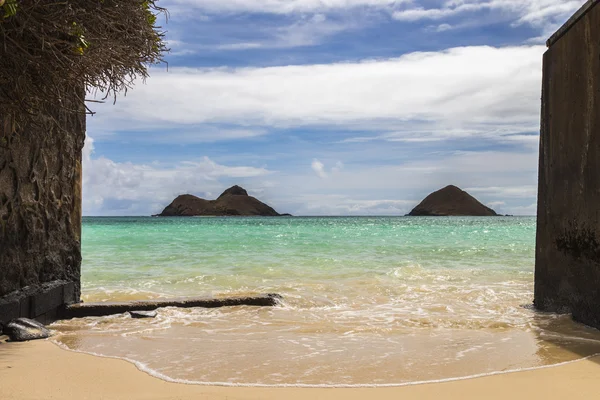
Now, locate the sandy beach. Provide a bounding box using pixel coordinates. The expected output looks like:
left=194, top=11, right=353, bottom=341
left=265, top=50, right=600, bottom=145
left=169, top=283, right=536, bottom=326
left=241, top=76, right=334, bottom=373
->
left=1, top=339, right=600, bottom=400
left=3, top=0, right=600, bottom=399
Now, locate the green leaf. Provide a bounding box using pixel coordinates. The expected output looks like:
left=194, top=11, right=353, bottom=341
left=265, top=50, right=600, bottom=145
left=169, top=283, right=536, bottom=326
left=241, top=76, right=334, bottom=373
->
left=2, top=0, right=18, bottom=18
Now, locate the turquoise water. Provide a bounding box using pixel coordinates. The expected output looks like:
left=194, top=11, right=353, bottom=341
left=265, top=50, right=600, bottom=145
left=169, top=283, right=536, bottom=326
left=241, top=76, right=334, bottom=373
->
left=80, top=216, right=535, bottom=301
left=50, top=216, right=600, bottom=386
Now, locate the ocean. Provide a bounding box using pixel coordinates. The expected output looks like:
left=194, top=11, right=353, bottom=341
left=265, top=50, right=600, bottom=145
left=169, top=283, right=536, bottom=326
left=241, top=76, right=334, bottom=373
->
left=50, top=216, right=600, bottom=387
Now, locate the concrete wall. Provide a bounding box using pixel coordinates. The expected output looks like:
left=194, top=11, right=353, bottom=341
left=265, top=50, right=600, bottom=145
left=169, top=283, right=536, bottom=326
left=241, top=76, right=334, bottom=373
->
left=0, top=99, right=85, bottom=323
left=535, top=0, right=600, bottom=328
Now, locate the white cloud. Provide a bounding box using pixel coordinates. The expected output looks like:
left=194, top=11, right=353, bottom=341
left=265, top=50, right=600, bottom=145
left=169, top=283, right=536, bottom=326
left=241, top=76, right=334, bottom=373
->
left=162, top=0, right=584, bottom=54
left=311, top=159, right=344, bottom=178
left=214, top=42, right=265, bottom=51
left=412, top=0, right=585, bottom=41
left=86, top=118, right=269, bottom=143
left=292, top=150, right=538, bottom=194
left=166, top=0, right=583, bottom=25
left=267, top=147, right=538, bottom=216
left=513, top=0, right=584, bottom=26
left=165, top=0, right=411, bottom=14
left=332, top=161, right=344, bottom=173
left=294, top=194, right=416, bottom=215
left=436, top=23, right=454, bottom=32
left=504, top=203, right=537, bottom=216
left=496, top=134, right=539, bottom=148
left=165, top=39, right=199, bottom=56
left=83, top=136, right=539, bottom=216
left=392, top=0, right=586, bottom=42
left=89, top=45, right=545, bottom=143
left=311, top=159, right=328, bottom=178
left=80, top=3, right=553, bottom=217
left=394, top=6, right=462, bottom=21
left=205, top=14, right=353, bottom=50
left=465, top=185, right=538, bottom=198
left=341, top=126, right=539, bottom=144
left=164, top=0, right=584, bottom=42
left=392, top=0, right=584, bottom=27
left=82, top=137, right=273, bottom=215
left=272, top=13, right=353, bottom=47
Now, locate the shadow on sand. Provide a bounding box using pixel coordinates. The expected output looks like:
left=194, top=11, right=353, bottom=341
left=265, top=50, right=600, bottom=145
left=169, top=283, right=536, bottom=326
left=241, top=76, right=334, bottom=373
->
left=531, top=309, right=600, bottom=367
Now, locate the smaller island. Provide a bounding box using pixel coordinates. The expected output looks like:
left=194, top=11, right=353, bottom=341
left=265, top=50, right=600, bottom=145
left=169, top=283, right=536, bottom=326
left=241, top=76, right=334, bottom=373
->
left=156, top=185, right=283, bottom=217
left=408, top=185, right=498, bottom=216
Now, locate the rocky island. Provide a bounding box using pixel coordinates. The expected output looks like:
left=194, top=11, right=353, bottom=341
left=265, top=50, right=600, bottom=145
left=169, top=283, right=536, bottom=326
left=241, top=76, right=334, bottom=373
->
left=408, top=185, right=498, bottom=216
left=156, top=185, right=282, bottom=217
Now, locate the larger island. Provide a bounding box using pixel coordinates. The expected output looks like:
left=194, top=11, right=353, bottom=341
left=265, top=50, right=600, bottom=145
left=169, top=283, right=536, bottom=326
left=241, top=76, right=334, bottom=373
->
left=156, top=185, right=285, bottom=217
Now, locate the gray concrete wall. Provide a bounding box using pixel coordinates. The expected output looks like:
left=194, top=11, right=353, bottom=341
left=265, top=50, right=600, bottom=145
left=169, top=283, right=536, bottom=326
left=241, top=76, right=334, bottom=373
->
left=0, top=99, right=85, bottom=323
left=535, top=1, right=600, bottom=328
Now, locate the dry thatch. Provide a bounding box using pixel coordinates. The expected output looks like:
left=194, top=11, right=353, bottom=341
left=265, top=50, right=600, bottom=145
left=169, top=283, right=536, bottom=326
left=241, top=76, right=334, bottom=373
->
left=0, top=0, right=168, bottom=126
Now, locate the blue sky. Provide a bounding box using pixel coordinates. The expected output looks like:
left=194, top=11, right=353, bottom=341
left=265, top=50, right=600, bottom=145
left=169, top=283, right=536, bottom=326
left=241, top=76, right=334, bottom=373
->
left=83, top=0, right=586, bottom=216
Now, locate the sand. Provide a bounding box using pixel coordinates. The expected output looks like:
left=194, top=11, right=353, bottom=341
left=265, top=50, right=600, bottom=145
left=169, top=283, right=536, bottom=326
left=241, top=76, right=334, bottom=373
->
left=1, top=339, right=600, bottom=400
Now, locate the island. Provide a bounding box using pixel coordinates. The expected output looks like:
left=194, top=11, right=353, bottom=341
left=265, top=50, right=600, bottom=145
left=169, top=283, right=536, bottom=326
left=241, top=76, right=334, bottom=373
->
left=407, top=185, right=498, bottom=216
left=156, top=185, right=283, bottom=217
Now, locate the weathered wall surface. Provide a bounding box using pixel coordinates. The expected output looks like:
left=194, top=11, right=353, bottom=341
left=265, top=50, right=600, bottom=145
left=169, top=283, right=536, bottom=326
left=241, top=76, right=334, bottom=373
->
left=535, top=1, right=600, bottom=328
left=0, top=99, right=85, bottom=321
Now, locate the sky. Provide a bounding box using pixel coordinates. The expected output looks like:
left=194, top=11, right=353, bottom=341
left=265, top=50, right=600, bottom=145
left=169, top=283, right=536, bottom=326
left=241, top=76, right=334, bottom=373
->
left=83, top=0, right=587, bottom=216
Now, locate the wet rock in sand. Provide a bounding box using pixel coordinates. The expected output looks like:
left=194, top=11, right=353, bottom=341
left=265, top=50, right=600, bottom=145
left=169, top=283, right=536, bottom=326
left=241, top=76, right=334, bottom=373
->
left=267, top=293, right=283, bottom=304
left=129, top=310, right=158, bottom=319
left=3, top=318, right=51, bottom=342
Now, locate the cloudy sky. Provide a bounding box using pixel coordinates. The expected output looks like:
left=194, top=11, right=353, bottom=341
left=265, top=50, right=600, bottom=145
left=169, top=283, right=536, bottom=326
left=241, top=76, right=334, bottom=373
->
left=83, top=0, right=585, bottom=216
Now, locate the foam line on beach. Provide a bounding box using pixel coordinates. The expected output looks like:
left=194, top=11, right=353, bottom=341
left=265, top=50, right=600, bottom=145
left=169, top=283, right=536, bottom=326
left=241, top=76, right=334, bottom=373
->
left=49, top=339, right=600, bottom=388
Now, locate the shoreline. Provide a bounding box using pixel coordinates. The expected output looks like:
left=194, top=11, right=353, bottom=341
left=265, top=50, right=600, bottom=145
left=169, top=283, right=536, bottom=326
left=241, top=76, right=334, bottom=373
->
left=2, top=340, right=600, bottom=399
left=47, top=339, right=600, bottom=388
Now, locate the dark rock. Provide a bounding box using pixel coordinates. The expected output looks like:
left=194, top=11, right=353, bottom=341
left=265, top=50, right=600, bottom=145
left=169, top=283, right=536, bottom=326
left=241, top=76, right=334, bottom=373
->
left=3, top=318, right=50, bottom=342
left=408, top=185, right=498, bottom=216
left=267, top=293, right=283, bottom=305
left=217, top=185, right=248, bottom=199
left=63, top=294, right=282, bottom=319
left=129, top=310, right=157, bottom=319
left=157, top=186, right=281, bottom=217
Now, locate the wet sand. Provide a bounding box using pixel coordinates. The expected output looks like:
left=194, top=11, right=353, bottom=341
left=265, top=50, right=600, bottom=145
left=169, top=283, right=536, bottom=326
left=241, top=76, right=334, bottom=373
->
left=1, top=339, right=600, bottom=400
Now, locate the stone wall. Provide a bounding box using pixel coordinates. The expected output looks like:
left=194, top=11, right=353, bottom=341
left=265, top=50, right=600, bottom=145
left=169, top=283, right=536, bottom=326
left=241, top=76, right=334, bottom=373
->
left=0, top=97, right=85, bottom=322
left=535, top=0, right=600, bottom=328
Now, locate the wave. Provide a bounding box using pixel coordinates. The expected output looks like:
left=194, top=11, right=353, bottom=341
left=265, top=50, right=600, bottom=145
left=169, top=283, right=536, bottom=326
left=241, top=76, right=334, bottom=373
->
left=50, top=339, right=600, bottom=388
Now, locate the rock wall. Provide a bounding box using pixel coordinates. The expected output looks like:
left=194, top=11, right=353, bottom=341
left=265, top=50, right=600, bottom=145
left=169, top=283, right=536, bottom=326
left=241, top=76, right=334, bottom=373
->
left=535, top=0, right=600, bottom=328
left=0, top=97, right=85, bottom=318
